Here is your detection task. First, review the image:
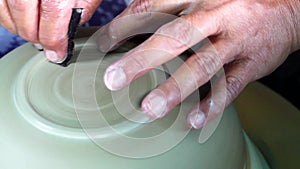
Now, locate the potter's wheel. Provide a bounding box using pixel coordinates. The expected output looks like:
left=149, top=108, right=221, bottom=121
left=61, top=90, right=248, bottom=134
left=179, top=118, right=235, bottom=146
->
left=0, top=29, right=269, bottom=169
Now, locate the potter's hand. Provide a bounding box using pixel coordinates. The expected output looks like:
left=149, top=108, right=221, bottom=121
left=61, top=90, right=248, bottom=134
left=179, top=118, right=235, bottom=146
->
left=0, top=0, right=102, bottom=62
left=101, top=0, right=300, bottom=129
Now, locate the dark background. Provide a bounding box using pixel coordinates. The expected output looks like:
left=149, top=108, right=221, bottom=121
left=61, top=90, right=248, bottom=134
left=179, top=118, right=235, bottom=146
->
left=259, top=50, right=300, bottom=109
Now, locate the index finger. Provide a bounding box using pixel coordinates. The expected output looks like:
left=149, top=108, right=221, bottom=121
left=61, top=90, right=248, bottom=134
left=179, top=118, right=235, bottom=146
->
left=39, top=0, right=74, bottom=62
left=103, top=11, right=221, bottom=91
left=39, top=0, right=101, bottom=62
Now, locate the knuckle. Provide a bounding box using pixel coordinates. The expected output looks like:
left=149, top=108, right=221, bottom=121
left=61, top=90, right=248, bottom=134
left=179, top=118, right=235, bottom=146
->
left=226, top=75, right=243, bottom=102
left=39, top=35, right=65, bottom=49
left=107, top=20, right=118, bottom=36
left=130, top=54, right=148, bottom=71
left=157, top=18, right=195, bottom=48
left=18, top=29, right=37, bottom=42
left=130, top=0, right=151, bottom=14
left=40, top=0, right=68, bottom=19
left=189, top=51, right=222, bottom=84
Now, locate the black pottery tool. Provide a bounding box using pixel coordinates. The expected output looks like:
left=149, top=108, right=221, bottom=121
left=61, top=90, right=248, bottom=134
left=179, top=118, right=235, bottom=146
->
left=54, top=8, right=83, bottom=67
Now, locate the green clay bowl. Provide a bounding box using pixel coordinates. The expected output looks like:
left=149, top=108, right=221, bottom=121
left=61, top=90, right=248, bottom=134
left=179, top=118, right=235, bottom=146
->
left=0, top=28, right=269, bottom=169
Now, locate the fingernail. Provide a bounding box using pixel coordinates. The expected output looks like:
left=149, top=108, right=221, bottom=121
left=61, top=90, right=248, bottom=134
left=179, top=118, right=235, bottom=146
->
left=142, top=90, right=167, bottom=119
left=104, top=65, right=127, bottom=91
left=188, top=109, right=206, bottom=129
left=45, top=50, right=64, bottom=63
left=33, top=43, right=43, bottom=51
